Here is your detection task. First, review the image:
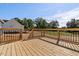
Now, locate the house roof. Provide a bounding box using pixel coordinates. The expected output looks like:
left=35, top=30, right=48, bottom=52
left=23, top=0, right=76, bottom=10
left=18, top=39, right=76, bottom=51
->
left=11, top=19, right=23, bottom=25
left=0, top=19, right=9, bottom=24
left=0, top=19, right=23, bottom=25
left=3, top=20, right=8, bottom=22
left=9, top=19, right=24, bottom=26
left=0, top=20, right=5, bottom=24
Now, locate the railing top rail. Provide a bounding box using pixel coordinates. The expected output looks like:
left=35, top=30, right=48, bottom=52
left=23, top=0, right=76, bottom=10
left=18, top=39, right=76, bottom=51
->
left=0, top=28, right=20, bottom=30
left=33, top=28, right=79, bottom=31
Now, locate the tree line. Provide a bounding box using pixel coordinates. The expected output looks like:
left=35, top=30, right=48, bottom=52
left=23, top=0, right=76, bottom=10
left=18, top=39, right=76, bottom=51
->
left=12, top=17, right=59, bottom=30
left=66, top=19, right=79, bottom=28
left=9, top=17, right=79, bottom=29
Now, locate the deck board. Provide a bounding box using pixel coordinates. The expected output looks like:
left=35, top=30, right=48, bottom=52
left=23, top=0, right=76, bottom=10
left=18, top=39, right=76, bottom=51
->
left=18, top=41, right=26, bottom=56
left=6, top=43, right=12, bottom=56
left=27, top=40, right=52, bottom=56
left=1, top=44, right=7, bottom=56
left=25, top=41, right=39, bottom=56
left=38, top=39, right=77, bottom=56
left=20, top=41, right=32, bottom=56
left=0, top=45, right=4, bottom=56
left=0, top=39, right=79, bottom=56
left=41, top=37, right=79, bottom=51
left=14, top=41, right=22, bottom=56
left=11, top=42, right=16, bottom=56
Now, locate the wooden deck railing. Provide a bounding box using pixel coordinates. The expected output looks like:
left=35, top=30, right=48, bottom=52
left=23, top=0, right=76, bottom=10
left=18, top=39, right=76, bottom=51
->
left=25, top=29, right=34, bottom=40
left=0, top=28, right=22, bottom=44
left=27, top=28, right=79, bottom=52
left=0, top=28, right=79, bottom=52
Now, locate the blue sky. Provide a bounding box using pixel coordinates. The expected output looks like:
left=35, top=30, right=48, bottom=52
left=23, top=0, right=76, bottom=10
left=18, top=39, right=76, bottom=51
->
left=0, top=3, right=79, bottom=27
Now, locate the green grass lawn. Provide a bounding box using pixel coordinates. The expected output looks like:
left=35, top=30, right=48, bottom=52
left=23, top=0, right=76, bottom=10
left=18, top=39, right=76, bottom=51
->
left=46, top=31, right=72, bottom=36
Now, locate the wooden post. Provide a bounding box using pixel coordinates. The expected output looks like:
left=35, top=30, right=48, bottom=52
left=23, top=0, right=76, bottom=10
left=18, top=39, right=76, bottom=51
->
left=73, top=32, right=75, bottom=42
left=0, top=30, right=3, bottom=43
left=42, top=31, right=43, bottom=37
left=43, top=31, right=45, bottom=37
left=0, top=34, right=1, bottom=43
left=19, top=29, right=22, bottom=40
left=56, top=30, right=60, bottom=45
left=44, top=30, right=46, bottom=37
left=41, top=31, right=42, bottom=37
left=31, top=30, right=33, bottom=38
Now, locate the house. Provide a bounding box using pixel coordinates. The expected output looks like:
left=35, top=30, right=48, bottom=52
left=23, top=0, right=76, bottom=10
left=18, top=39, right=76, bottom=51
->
left=75, top=20, right=79, bottom=27
left=0, top=20, right=5, bottom=28
left=67, top=19, right=79, bottom=28
left=0, top=19, right=24, bottom=30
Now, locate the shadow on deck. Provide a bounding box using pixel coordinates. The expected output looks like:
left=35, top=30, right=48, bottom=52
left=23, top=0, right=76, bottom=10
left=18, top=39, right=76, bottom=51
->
left=0, top=38, right=79, bottom=56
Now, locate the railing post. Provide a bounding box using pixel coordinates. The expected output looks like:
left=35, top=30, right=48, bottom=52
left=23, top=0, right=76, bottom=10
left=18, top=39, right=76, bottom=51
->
left=0, top=34, right=1, bottom=43
left=0, top=30, right=1, bottom=43
left=31, top=30, right=34, bottom=38
left=56, top=30, right=60, bottom=45
left=41, top=31, right=42, bottom=37
left=43, top=30, right=45, bottom=37
left=43, top=31, right=45, bottom=36
left=42, top=30, right=44, bottom=37
left=19, top=29, right=22, bottom=40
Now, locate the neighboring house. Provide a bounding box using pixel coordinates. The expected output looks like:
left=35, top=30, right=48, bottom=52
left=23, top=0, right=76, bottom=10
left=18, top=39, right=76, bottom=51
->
left=0, top=19, right=24, bottom=31
left=75, top=20, right=79, bottom=27
left=2, top=19, right=24, bottom=30
left=0, top=20, right=5, bottom=28
left=67, top=20, right=79, bottom=28
left=0, top=21, right=3, bottom=28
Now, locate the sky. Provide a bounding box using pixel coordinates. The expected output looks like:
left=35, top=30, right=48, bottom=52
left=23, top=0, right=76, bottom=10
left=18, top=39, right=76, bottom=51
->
left=0, top=3, right=79, bottom=27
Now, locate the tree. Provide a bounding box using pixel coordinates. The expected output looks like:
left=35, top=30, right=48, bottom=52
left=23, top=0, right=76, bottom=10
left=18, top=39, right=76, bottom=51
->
left=22, top=18, right=28, bottom=29
left=71, top=19, right=77, bottom=28
left=13, top=17, right=23, bottom=25
left=66, top=21, right=71, bottom=28
left=35, top=17, right=48, bottom=28
left=48, top=20, right=59, bottom=28
left=66, top=19, right=77, bottom=28
left=27, top=19, right=34, bottom=30
left=13, top=17, right=34, bottom=30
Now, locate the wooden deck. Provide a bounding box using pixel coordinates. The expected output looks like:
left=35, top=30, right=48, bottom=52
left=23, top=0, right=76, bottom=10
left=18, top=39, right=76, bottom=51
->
left=40, top=37, right=79, bottom=51
left=0, top=39, right=79, bottom=56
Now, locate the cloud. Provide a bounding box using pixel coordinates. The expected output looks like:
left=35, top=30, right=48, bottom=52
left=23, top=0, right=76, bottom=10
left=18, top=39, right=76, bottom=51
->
left=53, top=8, right=79, bottom=19
left=44, top=7, right=79, bottom=27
